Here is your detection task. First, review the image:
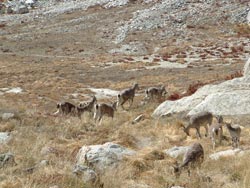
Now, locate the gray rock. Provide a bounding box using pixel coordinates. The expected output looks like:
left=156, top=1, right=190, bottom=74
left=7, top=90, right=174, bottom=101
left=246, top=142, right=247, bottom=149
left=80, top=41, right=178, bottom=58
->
left=15, top=4, right=29, bottom=14
left=2, top=113, right=15, bottom=120
left=0, top=132, right=12, bottom=144
left=153, top=58, right=250, bottom=118
left=164, top=146, right=189, bottom=158
left=73, top=164, right=97, bottom=184
left=39, top=160, right=49, bottom=166
left=0, top=153, right=16, bottom=168
left=76, top=142, right=136, bottom=172
left=209, top=148, right=247, bottom=160
left=0, top=111, right=20, bottom=122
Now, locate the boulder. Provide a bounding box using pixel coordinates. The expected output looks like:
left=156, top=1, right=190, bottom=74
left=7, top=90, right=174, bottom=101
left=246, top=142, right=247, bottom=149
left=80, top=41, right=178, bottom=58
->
left=209, top=149, right=247, bottom=160
left=152, top=58, right=250, bottom=118
left=164, top=146, right=189, bottom=158
left=73, top=164, right=97, bottom=184
left=76, top=142, right=136, bottom=172
left=0, top=132, right=12, bottom=144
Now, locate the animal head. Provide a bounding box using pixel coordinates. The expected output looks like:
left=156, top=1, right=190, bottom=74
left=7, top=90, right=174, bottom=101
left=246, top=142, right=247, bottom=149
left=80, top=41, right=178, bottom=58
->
left=172, top=164, right=181, bottom=178
left=160, top=85, right=168, bottom=96
left=79, top=102, right=87, bottom=108
left=224, top=120, right=232, bottom=127
left=112, top=101, right=117, bottom=111
left=57, top=103, right=61, bottom=109
left=91, top=95, right=97, bottom=103
left=133, top=83, right=139, bottom=90
left=215, top=115, right=223, bottom=123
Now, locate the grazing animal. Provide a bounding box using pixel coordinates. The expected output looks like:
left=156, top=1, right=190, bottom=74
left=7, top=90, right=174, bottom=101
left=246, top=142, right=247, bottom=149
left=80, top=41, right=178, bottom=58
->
left=183, top=111, right=213, bottom=139
left=209, top=115, right=223, bottom=149
left=173, top=143, right=204, bottom=177
left=79, top=95, right=97, bottom=114
left=55, top=102, right=76, bottom=116
left=144, top=85, right=167, bottom=102
left=225, top=122, right=241, bottom=149
left=94, top=102, right=117, bottom=123
left=117, top=83, right=139, bottom=109
left=76, top=106, right=88, bottom=119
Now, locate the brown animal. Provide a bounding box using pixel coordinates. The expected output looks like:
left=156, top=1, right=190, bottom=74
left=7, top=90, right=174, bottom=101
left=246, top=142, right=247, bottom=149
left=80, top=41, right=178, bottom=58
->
left=55, top=102, right=76, bottom=116
left=173, top=143, right=204, bottom=177
left=117, top=83, right=139, bottom=110
left=209, top=115, right=223, bottom=149
left=225, top=121, right=241, bottom=149
left=145, top=85, right=167, bottom=102
left=94, top=102, right=117, bottom=123
left=184, top=112, right=213, bottom=139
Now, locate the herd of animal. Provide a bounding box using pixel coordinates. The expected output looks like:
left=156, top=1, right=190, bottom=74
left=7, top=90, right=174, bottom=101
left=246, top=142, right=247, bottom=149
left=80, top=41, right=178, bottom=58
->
left=54, top=83, right=167, bottom=122
left=54, top=83, right=243, bottom=178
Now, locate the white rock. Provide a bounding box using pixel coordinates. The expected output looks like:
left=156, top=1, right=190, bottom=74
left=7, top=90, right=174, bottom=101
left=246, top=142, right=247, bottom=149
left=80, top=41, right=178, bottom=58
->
left=164, top=146, right=189, bottom=158
left=76, top=142, right=135, bottom=172
left=152, top=58, right=250, bottom=118
left=132, top=114, right=145, bottom=124
left=1, top=113, right=15, bottom=120
left=5, top=87, right=23, bottom=94
left=209, top=149, right=246, bottom=160
left=0, top=132, right=12, bottom=144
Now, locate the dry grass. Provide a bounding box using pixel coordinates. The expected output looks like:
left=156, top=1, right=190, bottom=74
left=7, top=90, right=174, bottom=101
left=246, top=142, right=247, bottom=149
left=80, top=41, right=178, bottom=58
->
left=1, top=89, right=250, bottom=188
left=234, top=24, right=250, bottom=37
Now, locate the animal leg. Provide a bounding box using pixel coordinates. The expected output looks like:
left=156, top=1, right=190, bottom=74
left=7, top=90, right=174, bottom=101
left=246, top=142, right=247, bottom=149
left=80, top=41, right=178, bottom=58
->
left=196, top=128, right=202, bottom=139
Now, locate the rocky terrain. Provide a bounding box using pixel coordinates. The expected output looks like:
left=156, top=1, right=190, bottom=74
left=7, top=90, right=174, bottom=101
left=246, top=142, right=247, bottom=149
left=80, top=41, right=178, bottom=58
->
left=0, top=0, right=250, bottom=188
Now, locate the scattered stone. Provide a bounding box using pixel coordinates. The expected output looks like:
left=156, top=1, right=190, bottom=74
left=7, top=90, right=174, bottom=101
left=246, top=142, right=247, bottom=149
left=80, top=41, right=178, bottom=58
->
left=39, top=160, right=49, bottom=166
left=73, top=164, right=97, bottom=184
left=0, top=111, right=21, bottom=122
left=76, top=142, right=136, bottom=173
left=121, top=181, right=151, bottom=188
left=164, top=146, right=189, bottom=158
left=0, top=132, right=12, bottom=144
left=132, top=114, right=145, bottom=124
left=0, top=153, right=16, bottom=168
left=209, top=148, right=247, bottom=160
